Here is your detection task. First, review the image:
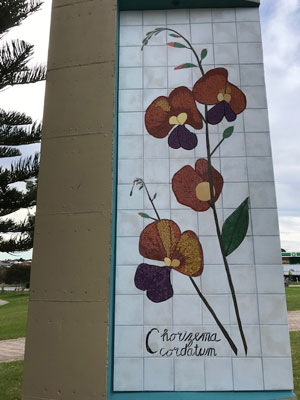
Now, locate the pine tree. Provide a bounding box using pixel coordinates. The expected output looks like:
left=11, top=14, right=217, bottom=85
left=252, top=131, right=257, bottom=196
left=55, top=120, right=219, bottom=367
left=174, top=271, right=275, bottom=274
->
left=0, top=1, right=46, bottom=253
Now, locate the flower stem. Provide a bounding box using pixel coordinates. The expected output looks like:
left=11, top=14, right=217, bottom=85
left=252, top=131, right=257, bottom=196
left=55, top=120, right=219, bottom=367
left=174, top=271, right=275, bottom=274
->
left=210, top=138, right=225, bottom=157
left=189, top=277, right=237, bottom=355
left=140, top=179, right=161, bottom=221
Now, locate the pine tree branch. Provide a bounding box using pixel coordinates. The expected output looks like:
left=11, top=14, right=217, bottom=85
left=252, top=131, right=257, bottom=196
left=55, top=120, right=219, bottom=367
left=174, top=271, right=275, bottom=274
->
left=0, top=215, right=34, bottom=233
left=0, top=153, right=39, bottom=188
left=0, top=147, right=21, bottom=157
left=0, top=233, right=33, bottom=252
left=0, top=109, right=32, bottom=126
left=0, top=121, right=42, bottom=145
left=0, top=0, right=43, bottom=37
left=0, top=184, right=37, bottom=216
left=7, top=65, right=47, bottom=86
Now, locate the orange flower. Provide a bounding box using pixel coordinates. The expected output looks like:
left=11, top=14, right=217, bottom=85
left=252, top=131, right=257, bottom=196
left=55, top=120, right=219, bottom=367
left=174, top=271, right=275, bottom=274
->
left=172, top=159, right=223, bottom=211
left=192, top=68, right=246, bottom=125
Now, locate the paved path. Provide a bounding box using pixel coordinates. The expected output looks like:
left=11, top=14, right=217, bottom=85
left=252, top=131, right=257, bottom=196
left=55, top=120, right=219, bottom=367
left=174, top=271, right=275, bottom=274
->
left=288, top=310, right=300, bottom=332
left=0, top=338, right=25, bottom=362
left=0, top=300, right=8, bottom=306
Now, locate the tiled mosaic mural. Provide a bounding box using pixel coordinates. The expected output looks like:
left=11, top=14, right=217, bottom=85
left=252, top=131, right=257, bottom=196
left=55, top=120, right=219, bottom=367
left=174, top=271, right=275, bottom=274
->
left=114, top=7, right=293, bottom=392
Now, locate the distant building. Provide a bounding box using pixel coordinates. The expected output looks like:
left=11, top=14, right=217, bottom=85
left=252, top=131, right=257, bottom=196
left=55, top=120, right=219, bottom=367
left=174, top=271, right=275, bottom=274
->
left=282, top=251, right=300, bottom=279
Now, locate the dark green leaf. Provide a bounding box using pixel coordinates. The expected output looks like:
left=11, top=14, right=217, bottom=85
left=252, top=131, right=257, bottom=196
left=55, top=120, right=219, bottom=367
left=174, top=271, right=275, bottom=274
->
left=138, top=185, right=143, bottom=190
left=174, top=63, right=197, bottom=70
left=223, top=126, right=234, bottom=139
left=200, top=48, right=208, bottom=60
left=222, top=197, right=249, bottom=256
left=167, top=42, right=188, bottom=48
left=169, top=33, right=181, bottom=38
left=138, top=212, right=152, bottom=219
left=129, top=189, right=133, bottom=196
left=152, top=193, right=157, bottom=200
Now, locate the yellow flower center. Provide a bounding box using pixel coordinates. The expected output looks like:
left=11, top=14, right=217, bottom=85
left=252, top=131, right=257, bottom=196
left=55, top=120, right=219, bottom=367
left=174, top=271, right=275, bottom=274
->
left=217, top=87, right=231, bottom=103
left=164, top=257, right=181, bottom=268
left=169, top=112, right=187, bottom=126
left=195, top=182, right=215, bottom=201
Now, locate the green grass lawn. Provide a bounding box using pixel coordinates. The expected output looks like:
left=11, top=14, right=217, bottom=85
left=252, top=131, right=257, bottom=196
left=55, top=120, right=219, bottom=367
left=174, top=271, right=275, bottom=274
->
left=0, top=292, right=29, bottom=340
left=286, top=287, right=300, bottom=311
left=0, top=361, right=23, bottom=400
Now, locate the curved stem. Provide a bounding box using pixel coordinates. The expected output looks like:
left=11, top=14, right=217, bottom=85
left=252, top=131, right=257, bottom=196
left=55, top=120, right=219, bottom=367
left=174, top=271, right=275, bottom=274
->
left=141, top=179, right=161, bottom=221
left=189, top=277, right=237, bottom=355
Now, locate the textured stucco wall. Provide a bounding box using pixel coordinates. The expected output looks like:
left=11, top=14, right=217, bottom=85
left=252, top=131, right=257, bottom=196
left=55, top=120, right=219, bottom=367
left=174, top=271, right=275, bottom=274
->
left=22, top=1, right=117, bottom=399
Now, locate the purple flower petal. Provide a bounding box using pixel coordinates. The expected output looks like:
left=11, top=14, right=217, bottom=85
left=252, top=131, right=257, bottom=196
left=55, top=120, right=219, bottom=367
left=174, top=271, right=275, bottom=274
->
left=177, top=125, right=198, bottom=150
left=207, top=101, right=225, bottom=125
left=224, top=102, right=237, bottom=122
left=168, top=127, right=181, bottom=149
left=134, top=263, right=173, bottom=303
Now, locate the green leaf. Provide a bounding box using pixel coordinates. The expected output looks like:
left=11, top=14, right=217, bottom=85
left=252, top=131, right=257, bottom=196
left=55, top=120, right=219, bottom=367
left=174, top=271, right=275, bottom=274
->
left=222, top=197, right=249, bottom=256
left=138, top=185, right=144, bottom=190
left=167, top=42, right=188, bottom=48
left=129, top=189, right=133, bottom=196
left=138, top=212, right=152, bottom=219
left=223, top=126, right=234, bottom=139
left=169, top=33, right=181, bottom=38
left=174, top=63, right=197, bottom=70
left=152, top=193, right=157, bottom=200
left=200, top=48, right=208, bottom=60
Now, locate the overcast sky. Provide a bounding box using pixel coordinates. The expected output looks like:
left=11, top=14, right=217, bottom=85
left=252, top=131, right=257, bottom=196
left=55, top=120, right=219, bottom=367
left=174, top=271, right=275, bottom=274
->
left=0, top=0, right=299, bottom=259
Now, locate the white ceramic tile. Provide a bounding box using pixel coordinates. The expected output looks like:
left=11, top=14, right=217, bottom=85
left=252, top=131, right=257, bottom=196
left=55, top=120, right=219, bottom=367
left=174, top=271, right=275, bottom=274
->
left=199, top=236, right=223, bottom=264
left=173, top=295, right=202, bottom=325
left=203, top=295, right=230, bottom=324
left=218, top=111, right=244, bottom=133
left=144, top=45, right=167, bottom=66
left=236, top=8, right=260, bottom=22
left=192, top=44, right=215, bottom=65
left=116, top=237, right=142, bottom=265
left=230, top=265, right=256, bottom=294
left=143, top=183, right=170, bottom=209
left=216, top=64, right=240, bottom=85
left=144, top=158, right=169, bottom=183
left=168, top=66, right=193, bottom=88
left=167, top=9, right=190, bottom=24
left=221, top=157, right=247, bottom=182
left=170, top=158, right=194, bottom=180
left=119, top=67, right=143, bottom=89
left=115, top=326, right=144, bottom=357
left=144, top=66, right=167, bottom=88
left=143, top=10, right=167, bottom=26
left=118, top=159, right=143, bottom=184
left=245, top=132, right=272, bottom=156
left=191, top=23, right=213, bottom=44
left=205, top=358, right=233, bottom=390
left=143, top=88, right=167, bottom=111
left=232, top=358, right=263, bottom=390
left=118, top=184, right=143, bottom=210
left=214, top=43, right=239, bottom=64
left=170, top=145, right=196, bottom=159
left=249, top=182, right=277, bottom=208
left=256, top=265, right=285, bottom=294
left=212, top=8, right=236, bottom=22
left=213, top=22, right=237, bottom=43
left=201, top=265, right=229, bottom=294
left=222, top=182, right=249, bottom=208
left=195, top=133, right=219, bottom=158
left=171, top=209, right=198, bottom=233
left=231, top=325, right=261, bottom=357
left=251, top=209, right=279, bottom=236
left=247, top=157, right=274, bottom=182
left=238, top=42, right=263, bottom=64
left=202, top=324, right=232, bottom=356
left=227, top=237, right=254, bottom=265
left=198, top=208, right=223, bottom=236
left=220, top=132, right=246, bottom=157
left=253, top=236, right=282, bottom=265
left=260, top=325, right=291, bottom=357
left=143, top=25, right=167, bottom=46
left=244, top=109, right=269, bottom=132
left=120, top=11, right=143, bottom=26
left=242, top=86, right=267, bottom=108
left=258, top=294, right=288, bottom=324
left=230, top=294, right=259, bottom=324
left=114, top=358, right=143, bottom=391
left=167, top=45, right=192, bottom=67
left=167, top=24, right=191, bottom=41
left=175, top=359, right=205, bottom=391
left=263, top=358, right=293, bottom=390
left=118, top=136, right=143, bottom=159
left=237, top=22, right=261, bottom=43
left=115, top=295, right=143, bottom=325
left=120, top=26, right=143, bottom=47
left=144, top=358, right=174, bottom=391
left=119, top=47, right=143, bottom=67
left=240, top=64, right=265, bottom=86
left=144, top=296, right=173, bottom=325
left=119, top=89, right=143, bottom=112
left=117, top=210, right=143, bottom=237
left=191, top=9, right=212, bottom=23
left=118, top=112, right=143, bottom=136
left=173, top=273, right=200, bottom=295
left=116, top=265, right=141, bottom=294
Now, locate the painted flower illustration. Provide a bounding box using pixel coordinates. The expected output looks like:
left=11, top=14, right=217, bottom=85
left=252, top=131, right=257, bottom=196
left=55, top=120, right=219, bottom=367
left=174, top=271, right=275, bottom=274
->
left=135, top=219, right=203, bottom=303
left=192, top=68, right=246, bottom=125
left=145, top=86, right=203, bottom=150
left=172, top=158, right=223, bottom=212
